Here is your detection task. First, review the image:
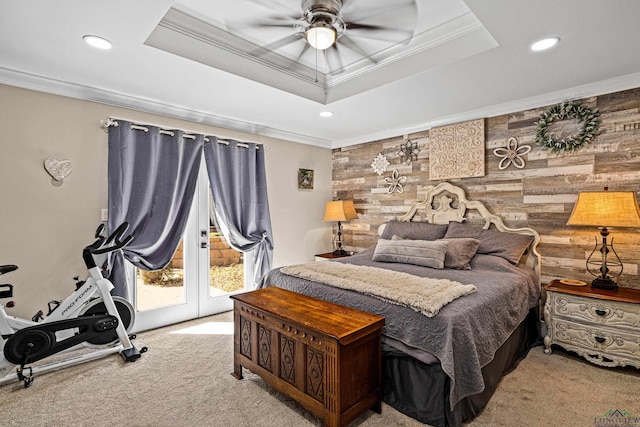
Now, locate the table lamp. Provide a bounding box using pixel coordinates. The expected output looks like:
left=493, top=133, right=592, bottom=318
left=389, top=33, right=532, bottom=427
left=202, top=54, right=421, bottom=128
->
left=323, top=200, right=358, bottom=256
left=566, top=187, right=640, bottom=290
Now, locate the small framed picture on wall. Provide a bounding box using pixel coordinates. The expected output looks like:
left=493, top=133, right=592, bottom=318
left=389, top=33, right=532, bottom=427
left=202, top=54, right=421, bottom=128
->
left=298, top=168, right=314, bottom=189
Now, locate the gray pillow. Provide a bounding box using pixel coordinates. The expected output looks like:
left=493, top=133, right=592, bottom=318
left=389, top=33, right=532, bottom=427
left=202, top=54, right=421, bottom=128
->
left=380, top=220, right=448, bottom=241
left=373, top=238, right=448, bottom=269
left=443, top=221, right=533, bottom=264
left=392, top=235, right=480, bottom=270
left=440, top=238, right=481, bottom=270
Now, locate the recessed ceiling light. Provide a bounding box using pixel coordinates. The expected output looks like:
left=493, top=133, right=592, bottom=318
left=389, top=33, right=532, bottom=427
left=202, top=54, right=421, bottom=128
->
left=530, top=37, right=560, bottom=52
left=83, top=35, right=113, bottom=50
left=320, top=111, right=333, bottom=118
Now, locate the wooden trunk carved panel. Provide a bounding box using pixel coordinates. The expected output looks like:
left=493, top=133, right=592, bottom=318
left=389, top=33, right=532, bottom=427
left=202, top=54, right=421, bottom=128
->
left=240, top=316, right=251, bottom=358
left=305, top=347, right=324, bottom=402
left=258, top=324, right=272, bottom=372
left=280, top=336, right=296, bottom=384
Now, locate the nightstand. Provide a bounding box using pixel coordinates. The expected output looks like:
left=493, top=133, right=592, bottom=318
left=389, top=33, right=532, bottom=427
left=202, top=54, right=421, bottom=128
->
left=314, top=252, right=351, bottom=262
left=543, top=279, right=640, bottom=369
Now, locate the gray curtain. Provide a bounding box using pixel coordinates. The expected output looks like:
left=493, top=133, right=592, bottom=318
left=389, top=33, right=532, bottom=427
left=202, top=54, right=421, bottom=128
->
left=107, top=121, right=204, bottom=299
left=203, top=137, right=274, bottom=288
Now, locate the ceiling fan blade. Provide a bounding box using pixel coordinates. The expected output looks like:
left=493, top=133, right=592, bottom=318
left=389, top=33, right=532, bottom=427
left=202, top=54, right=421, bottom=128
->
left=296, top=42, right=312, bottom=61
left=338, top=34, right=377, bottom=64
left=345, top=25, right=415, bottom=43
left=256, top=33, right=304, bottom=53
left=324, top=44, right=345, bottom=75
left=344, top=1, right=417, bottom=26
left=227, top=16, right=301, bottom=32
left=242, top=0, right=298, bottom=14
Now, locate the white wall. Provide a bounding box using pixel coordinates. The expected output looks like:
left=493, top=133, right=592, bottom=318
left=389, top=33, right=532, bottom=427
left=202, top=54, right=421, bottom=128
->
left=0, top=84, right=333, bottom=319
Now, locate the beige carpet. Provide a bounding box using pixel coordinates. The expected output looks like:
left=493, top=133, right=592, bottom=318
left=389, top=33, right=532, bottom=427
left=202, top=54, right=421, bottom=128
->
left=1, top=311, right=639, bottom=427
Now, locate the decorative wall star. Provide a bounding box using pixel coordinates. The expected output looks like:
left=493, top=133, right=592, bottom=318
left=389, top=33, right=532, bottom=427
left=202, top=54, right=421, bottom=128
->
left=397, top=139, right=420, bottom=165
left=385, top=169, right=407, bottom=194
left=371, top=153, right=390, bottom=176
left=493, top=137, right=531, bottom=170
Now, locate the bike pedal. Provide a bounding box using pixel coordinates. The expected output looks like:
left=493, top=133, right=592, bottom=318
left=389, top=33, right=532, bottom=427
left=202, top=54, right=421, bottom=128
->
left=17, top=366, right=34, bottom=388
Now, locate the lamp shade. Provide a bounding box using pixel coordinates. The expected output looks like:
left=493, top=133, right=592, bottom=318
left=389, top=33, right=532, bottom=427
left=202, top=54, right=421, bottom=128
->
left=323, top=200, right=358, bottom=222
left=567, top=190, right=640, bottom=228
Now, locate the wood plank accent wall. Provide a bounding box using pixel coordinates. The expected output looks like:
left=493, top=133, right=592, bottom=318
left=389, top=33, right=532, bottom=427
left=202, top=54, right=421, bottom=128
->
left=332, top=88, right=640, bottom=289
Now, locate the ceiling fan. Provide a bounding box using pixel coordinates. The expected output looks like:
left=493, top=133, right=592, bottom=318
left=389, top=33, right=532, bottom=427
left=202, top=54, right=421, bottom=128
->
left=227, top=0, right=418, bottom=75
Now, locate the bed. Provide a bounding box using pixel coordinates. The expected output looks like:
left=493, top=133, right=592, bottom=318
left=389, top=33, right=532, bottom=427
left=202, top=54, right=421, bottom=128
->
left=260, top=182, right=542, bottom=427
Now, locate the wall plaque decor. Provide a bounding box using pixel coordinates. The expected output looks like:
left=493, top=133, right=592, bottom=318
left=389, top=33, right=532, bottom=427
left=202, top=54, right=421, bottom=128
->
left=385, top=169, right=407, bottom=194
left=298, top=168, right=314, bottom=189
left=370, top=153, right=390, bottom=176
left=397, top=139, right=420, bottom=165
left=429, top=119, right=485, bottom=180
left=493, top=137, right=531, bottom=170
left=44, top=157, right=73, bottom=182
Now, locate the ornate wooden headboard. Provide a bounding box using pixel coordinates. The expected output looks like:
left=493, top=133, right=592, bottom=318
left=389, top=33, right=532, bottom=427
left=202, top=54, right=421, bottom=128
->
left=379, top=181, right=541, bottom=287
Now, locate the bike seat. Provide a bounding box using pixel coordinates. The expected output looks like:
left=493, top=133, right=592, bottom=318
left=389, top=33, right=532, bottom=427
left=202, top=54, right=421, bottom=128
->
left=0, top=265, right=18, bottom=276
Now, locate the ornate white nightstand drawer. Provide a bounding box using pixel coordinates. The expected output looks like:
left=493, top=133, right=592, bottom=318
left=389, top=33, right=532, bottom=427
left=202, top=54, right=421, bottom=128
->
left=544, top=280, right=640, bottom=369
left=549, top=318, right=640, bottom=368
left=551, top=292, right=640, bottom=331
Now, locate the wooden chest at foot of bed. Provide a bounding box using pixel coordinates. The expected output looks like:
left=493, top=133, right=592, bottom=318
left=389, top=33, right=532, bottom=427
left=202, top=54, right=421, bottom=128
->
left=231, top=287, right=385, bottom=427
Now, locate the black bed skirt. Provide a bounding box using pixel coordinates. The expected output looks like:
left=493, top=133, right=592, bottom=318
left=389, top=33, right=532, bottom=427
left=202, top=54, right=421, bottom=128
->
left=382, top=309, right=541, bottom=427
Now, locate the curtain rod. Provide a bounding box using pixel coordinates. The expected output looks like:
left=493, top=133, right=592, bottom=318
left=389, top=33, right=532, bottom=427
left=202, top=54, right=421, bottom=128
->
left=100, top=117, right=260, bottom=149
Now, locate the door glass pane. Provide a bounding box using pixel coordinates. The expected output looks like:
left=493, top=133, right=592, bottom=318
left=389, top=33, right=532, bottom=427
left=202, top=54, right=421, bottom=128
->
left=135, top=241, right=186, bottom=311
left=208, top=225, right=245, bottom=297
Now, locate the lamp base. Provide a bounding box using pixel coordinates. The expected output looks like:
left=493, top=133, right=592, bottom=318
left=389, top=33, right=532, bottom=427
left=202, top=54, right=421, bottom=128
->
left=332, top=249, right=349, bottom=256
left=591, top=277, right=618, bottom=290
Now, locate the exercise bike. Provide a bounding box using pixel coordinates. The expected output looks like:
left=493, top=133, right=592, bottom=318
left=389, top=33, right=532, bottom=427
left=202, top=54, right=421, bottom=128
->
left=0, top=222, right=147, bottom=388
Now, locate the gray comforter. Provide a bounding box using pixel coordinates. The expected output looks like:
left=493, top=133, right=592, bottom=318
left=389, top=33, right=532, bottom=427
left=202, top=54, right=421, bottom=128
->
left=260, top=247, right=539, bottom=409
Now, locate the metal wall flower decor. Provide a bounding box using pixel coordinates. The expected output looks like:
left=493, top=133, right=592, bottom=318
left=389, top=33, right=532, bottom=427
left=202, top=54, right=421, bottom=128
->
left=397, top=139, right=420, bottom=165
left=371, top=153, right=390, bottom=176
left=535, top=101, right=601, bottom=153
left=493, top=137, right=531, bottom=170
left=385, top=169, right=407, bottom=194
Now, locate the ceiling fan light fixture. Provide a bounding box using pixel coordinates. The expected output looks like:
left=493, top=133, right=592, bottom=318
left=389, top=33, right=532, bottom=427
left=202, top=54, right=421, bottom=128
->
left=305, top=23, right=336, bottom=50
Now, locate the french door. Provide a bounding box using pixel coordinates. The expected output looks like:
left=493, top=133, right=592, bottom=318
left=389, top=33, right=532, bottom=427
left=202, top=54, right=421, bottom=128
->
left=130, top=158, right=252, bottom=332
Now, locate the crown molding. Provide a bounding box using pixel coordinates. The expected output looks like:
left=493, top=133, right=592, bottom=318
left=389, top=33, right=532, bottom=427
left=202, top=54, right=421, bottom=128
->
left=332, top=72, right=640, bottom=148
left=2, top=66, right=638, bottom=151
left=0, top=66, right=332, bottom=149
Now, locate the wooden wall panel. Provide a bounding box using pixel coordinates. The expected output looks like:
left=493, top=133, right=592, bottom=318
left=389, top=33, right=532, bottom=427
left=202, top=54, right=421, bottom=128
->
left=332, top=88, right=640, bottom=289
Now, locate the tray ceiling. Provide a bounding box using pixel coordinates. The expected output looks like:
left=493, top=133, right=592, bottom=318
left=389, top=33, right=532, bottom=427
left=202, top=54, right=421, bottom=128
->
left=146, top=0, right=496, bottom=103
left=1, top=0, right=639, bottom=148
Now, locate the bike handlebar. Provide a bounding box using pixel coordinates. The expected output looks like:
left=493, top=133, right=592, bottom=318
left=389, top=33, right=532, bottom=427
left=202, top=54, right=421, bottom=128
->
left=91, top=222, right=133, bottom=255
left=83, top=222, right=134, bottom=269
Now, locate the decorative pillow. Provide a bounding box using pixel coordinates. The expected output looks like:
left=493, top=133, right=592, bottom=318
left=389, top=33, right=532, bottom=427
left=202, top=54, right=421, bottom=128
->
left=443, top=221, right=533, bottom=264
left=392, top=235, right=480, bottom=270
left=380, top=220, right=449, bottom=241
left=373, top=238, right=448, bottom=269
left=440, top=238, right=481, bottom=270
